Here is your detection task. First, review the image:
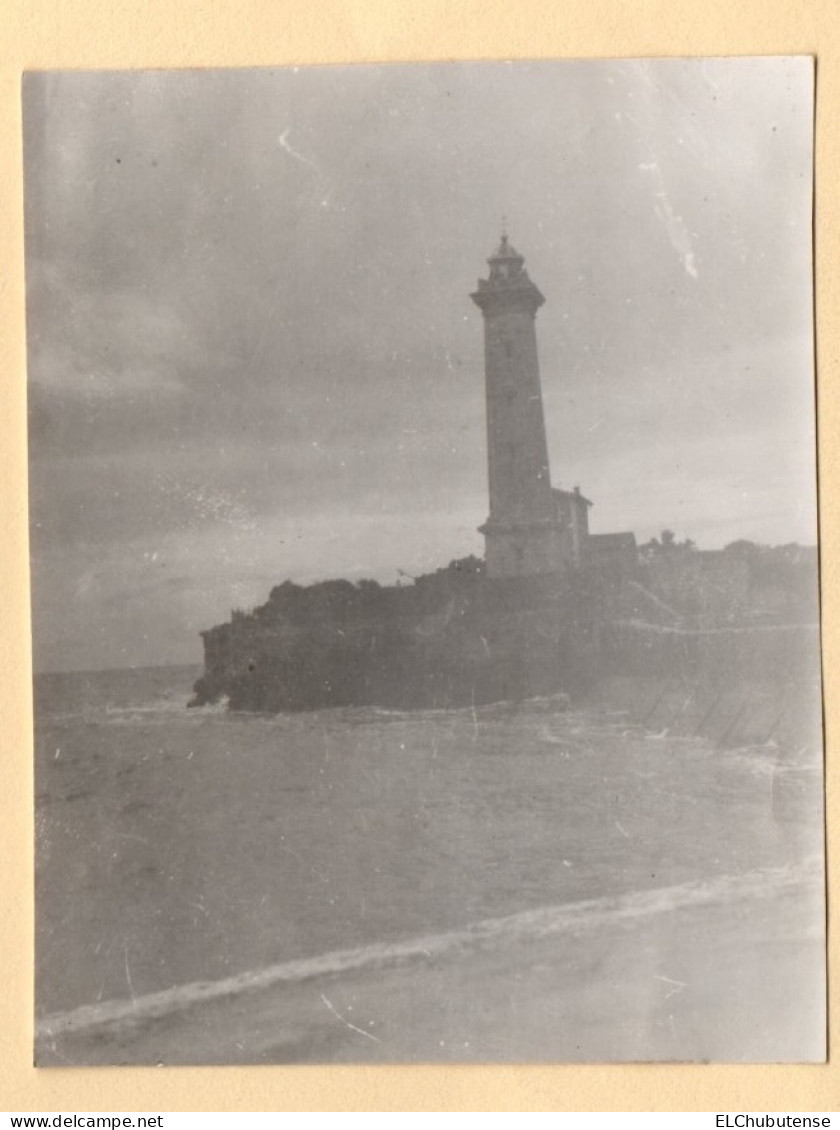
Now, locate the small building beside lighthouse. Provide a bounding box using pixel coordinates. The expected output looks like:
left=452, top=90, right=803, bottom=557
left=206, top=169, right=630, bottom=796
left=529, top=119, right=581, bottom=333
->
left=471, top=234, right=591, bottom=579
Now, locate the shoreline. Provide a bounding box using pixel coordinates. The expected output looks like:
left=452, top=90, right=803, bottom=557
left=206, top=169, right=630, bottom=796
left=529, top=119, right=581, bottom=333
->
left=36, top=863, right=824, bottom=1066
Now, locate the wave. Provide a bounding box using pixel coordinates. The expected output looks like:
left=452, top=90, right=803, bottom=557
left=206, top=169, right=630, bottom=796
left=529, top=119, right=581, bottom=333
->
left=104, top=699, right=194, bottom=717
left=36, top=859, right=822, bottom=1042
left=41, top=697, right=232, bottom=727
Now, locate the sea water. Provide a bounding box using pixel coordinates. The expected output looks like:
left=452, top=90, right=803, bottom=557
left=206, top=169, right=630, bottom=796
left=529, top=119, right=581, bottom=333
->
left=34, top=665, right=824, bottom=1021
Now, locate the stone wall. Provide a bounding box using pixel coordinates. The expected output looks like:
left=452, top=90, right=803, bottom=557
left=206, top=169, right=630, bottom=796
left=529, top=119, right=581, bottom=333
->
left=592, top=673, right=822, bottom=750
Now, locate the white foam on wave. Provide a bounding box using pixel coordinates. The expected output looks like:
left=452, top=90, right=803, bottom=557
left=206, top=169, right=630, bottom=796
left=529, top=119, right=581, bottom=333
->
left=100, top=697, right=230, bottom=723
left=105, top=701, right=188, bottom=716
left=37, top=859, right=822, bottom=1042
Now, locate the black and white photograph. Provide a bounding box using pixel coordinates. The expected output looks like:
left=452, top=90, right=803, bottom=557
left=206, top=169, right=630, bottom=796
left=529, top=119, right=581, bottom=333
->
left=25, top=57, right=825, bottom=1065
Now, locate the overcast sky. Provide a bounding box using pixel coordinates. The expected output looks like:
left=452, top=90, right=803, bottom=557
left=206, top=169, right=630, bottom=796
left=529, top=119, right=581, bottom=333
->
left=24, top=58, right=816, bottom=671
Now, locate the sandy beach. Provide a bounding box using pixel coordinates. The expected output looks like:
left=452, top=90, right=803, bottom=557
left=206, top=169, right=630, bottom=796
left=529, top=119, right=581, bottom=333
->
left=37, top=860, right=824, bottom=1065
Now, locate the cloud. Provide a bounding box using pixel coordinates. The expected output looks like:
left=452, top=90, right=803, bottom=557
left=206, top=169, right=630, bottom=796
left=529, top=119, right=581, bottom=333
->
left=23, top=59, right=816, bottom=669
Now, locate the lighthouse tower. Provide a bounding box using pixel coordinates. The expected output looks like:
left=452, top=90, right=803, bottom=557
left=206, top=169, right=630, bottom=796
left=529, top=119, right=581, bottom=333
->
left=471, top=233, right=565, bottom=579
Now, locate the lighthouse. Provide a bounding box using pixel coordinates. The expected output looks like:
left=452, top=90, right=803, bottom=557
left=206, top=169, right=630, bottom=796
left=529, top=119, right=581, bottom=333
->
left=471, top=233, right=575, bottom=579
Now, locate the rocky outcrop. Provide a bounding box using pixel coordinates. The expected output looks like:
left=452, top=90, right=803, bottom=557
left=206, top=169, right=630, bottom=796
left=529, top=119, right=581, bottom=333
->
left=192, top=546, right=821, bottom=714
left=191, top=559, right=599, bottom=712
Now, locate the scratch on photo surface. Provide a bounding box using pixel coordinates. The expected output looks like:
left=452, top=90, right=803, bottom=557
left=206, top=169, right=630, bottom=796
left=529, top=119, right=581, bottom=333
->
left=654, top=974, right=688, bottom=999
left=46, top=1038, right=70, bottom=1064
left=277, top=128, right=318, bottom=170
left=320, top=992, right=381, bottom=1043
left=116, top=831, right=151, bottom=845
left=123, top=937, right=137, bottom=1005
left=640, top=157, right=699, bottom=279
